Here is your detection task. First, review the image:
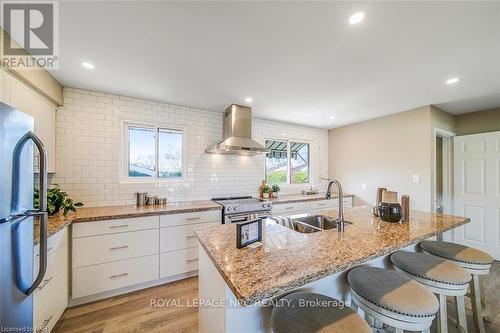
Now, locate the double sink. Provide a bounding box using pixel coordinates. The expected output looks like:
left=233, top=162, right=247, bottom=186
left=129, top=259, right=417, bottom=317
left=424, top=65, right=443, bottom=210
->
left=291, top=215, right=352, bottom=233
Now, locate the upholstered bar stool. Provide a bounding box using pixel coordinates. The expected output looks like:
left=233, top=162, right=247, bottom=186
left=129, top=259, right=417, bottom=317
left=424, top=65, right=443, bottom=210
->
left=390, top=251, right=471, bottom=333
left=348, top=267, right=439, bottom=333
left=271, top=292, right=372, bottom=333
left=420, top=240, right=494, bottom=333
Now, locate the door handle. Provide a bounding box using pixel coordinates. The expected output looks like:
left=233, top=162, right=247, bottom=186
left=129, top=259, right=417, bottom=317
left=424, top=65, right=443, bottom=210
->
left=13, top=131, right=49, bottom=295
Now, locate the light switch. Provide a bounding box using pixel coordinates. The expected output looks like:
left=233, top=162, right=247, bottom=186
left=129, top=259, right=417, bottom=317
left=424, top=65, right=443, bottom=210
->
left=412, top=174, right=420, bottom=184
left=361, top=184, right=367, bottom=191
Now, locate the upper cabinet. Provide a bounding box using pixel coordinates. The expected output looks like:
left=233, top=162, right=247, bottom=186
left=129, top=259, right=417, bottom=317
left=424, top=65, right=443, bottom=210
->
left=0, top=67, right=57, bottom=173
left=0, top=68, right=7, bottom=103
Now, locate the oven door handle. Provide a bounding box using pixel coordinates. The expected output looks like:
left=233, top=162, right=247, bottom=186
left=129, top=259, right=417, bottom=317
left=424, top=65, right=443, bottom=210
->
left=228, top=216, right=250, bottom=223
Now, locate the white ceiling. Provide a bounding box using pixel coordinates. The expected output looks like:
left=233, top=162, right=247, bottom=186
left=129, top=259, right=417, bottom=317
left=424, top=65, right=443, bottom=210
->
left=51, top=1, right=500, bottom=129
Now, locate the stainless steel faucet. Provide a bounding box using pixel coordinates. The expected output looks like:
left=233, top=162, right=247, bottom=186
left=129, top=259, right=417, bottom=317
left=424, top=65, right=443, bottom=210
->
left=323, top=177, right=345, bottom=232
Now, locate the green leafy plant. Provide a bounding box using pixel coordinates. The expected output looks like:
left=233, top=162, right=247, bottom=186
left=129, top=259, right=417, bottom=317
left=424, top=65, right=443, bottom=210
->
left=262, top=185, right=270, bottom=194
left=34, top=184, right=83, bottom=216
left=271, top=184, right=281, bottom=193
left=267, top=170, right=287, bottom=184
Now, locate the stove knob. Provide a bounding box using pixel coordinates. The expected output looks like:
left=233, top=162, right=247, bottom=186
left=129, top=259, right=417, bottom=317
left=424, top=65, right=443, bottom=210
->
left=262, top=203, right=267, bottom=208
left=227, top=207, right=232, bottom=212
left=267, top=203, right=272, bottom=208
left=233, top=206, right=237, bottom=211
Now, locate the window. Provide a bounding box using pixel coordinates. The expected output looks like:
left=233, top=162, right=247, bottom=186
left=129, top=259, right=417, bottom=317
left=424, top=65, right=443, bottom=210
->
left=126, top=123, right=183, bottom=180
left=265, top=139, right=310, bottom=184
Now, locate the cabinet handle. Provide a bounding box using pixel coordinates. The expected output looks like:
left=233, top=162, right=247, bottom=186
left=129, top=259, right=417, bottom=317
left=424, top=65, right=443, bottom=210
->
left=186, top=217, right=201, bottom=221
left=36, top=247, right=53, bottom=257
left=187, top=258, right=199, bottom=263
left=37, top=276, right=53, bottom=291
left=109, top=224, right=129, bottom=229
left=109, top=245, right=129, bottom=250
left=186, top=235, right=196, bottom=239
left=37, top=315, right=53, bottom=332
left=285, top=207, right=294, bottom=210
left=109, top=272, right=129, bottom=279
left=317, top=203, right=326, bottom=206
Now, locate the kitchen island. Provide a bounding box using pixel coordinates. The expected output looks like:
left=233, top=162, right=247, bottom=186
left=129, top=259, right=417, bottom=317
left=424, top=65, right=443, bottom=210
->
left=194, top=206, right=469, bottom=333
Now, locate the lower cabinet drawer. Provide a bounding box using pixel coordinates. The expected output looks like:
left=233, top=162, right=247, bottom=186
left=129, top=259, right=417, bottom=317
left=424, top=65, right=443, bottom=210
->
left=272, top=202, right=306, bottom=215
left=72, top=254, right=159, bottom=298
left=160, top=222, right=218, bottom=253
left=33, top=227, right=67, bottom=262
left=160, top=248, right=198, bottom=278
left=305, top=200, right=337, bottom=211
left=34, top=239, right=68, bottom=333
left=72, top=216, right=159, bottom=238
left=72, top=229, right=159, bottom=268
left=343, top=197, right=353, bottom=208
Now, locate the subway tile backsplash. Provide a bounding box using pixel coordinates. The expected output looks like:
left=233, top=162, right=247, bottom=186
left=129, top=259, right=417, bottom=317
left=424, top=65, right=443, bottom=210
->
left=50, top=88, right=328, bottom=207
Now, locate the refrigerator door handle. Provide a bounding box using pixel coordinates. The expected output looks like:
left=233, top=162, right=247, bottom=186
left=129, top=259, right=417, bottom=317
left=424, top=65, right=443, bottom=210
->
left=13, top=131, right=48, bottom=295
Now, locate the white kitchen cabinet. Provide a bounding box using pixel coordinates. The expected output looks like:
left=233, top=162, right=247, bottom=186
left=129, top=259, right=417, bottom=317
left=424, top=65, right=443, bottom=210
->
left=271, top=202, right=307, bottom=216
left=159, top=212, right=219, bottom=279
left=1, top=69, right=57, bottom=173
left=159, top=210, right=220, bottom=227
left=272, top=197, right=353, bottom=217
left=72, top=216, right=159, bottom=238
left=71, top=212, right=221, bottom=301
left=0, top=67, right=7, bottom=104
left=71, top=216, right=160, bottom=299
left=160, top=247, right=198, bottom=278
left=72, top=228, right=159, bottom=268
left=160, top=221, right=218, bottom=253
left=33, top=227, right=68, bottom=333
left=72, top=254, right=159, bottom=299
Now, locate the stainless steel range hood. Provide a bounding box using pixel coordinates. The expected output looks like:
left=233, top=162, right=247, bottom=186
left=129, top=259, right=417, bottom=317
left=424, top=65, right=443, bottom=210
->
left=205, top=104, right=269, bottom=155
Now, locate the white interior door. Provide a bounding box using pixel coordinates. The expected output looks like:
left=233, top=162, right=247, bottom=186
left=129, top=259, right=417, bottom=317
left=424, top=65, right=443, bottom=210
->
left=454, top=131, right=500, bottom=260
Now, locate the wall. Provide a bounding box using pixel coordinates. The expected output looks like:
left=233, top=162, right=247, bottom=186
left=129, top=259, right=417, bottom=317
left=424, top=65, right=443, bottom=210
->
left=455, top=107, right=500, bottom=135
left=51, top=88, right=328, bottom=207
left=328, top=106, right=433, bottom=211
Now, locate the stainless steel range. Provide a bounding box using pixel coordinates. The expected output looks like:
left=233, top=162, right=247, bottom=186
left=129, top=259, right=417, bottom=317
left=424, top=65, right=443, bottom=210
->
left=213, top=196, right=272, bottom=224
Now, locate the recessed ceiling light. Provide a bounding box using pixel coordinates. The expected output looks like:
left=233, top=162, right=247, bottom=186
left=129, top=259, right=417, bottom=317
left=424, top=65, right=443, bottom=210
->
left=329, top=116, right=335, bottom=120
left=349, top=12, right=365, bottom=25
left=445, top=77, right=460, bottom=85
left=245, top=97, right=253, bottom=103
left=81, top=62, right=95, bottom=69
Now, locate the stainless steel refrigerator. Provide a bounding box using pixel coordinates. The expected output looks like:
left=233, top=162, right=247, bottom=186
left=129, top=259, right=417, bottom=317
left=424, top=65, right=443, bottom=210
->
left=0, top=101, right=48, bottom=330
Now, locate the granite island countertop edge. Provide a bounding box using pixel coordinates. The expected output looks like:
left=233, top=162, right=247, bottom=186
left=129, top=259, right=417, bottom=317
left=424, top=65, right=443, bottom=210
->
left=194, top=212, right=469, bottom=306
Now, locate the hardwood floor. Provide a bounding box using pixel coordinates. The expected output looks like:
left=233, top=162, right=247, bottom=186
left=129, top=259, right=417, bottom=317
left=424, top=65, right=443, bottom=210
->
left=53, top=277, right=198, bottom=333
left=54, top=262, right=500, bottom=333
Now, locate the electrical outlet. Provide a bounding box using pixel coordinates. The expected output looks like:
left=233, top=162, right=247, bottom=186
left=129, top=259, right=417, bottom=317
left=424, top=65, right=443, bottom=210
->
left=361, top=184, right=367, bottom=191
left=412, top=174, right=420, bottom=184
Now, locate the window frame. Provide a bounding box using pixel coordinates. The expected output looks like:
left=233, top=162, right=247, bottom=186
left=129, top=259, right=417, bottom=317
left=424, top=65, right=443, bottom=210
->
left=265, top=137, right=312, bottom=185
left=121, top=120, right=185, bottom=183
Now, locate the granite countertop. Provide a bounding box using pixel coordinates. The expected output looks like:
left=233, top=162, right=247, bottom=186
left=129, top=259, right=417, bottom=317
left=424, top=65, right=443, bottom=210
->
left=194, top=206, right=469, bottom=306
left=266, top=192, right=354, bottom=205
left=33, top=200, right=221, bottom=245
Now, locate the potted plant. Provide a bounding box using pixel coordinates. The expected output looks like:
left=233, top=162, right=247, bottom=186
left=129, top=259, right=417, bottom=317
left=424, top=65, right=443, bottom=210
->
left=271, top=184, right=281, bottom=198
left=34, top=184, right=84, bottom=216
left=262, top=185, right=271, bottom=198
